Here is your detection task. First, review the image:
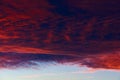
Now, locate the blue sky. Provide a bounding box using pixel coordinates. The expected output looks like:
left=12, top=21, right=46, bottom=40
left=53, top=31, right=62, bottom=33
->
left=0, top=64, right=120, bottom=80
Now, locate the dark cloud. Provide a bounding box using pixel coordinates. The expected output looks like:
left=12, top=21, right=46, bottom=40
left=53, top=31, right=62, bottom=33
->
left=0, top=52, right=79, bottom=68
left=0, top=0, right=120, bottom=69
left=0, top=51, right=120, bottom=69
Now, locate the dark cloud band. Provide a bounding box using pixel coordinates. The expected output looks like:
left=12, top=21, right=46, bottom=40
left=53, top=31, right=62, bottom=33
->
left=0, top=51, right=120, bottom=69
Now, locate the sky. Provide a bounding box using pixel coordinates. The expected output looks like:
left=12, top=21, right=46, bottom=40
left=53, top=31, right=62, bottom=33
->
left=0, top=64, right=120, bottom=80
left=0, top=0, right=120, bottom=80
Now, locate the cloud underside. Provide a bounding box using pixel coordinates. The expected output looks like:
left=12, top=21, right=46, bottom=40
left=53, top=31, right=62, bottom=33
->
left=0, top=0, right=120, bottom=70
left=0, top=45, right=120, bottom=70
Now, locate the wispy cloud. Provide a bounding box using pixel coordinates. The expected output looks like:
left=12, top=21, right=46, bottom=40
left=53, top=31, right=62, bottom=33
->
left=0, top=51, right=120, bottom=70
left=21, top=73, right=57, bottom=79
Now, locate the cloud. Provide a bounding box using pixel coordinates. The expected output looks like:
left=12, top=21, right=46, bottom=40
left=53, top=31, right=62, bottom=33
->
left=0, top=48, right=120, bottom=69
left=0, top=0, right=120, bottom=70
left=21, top=73, right=56, bottom=79
left=71, top=67, right=120, bottom=74
left=21, top=74, right=41, bottom=79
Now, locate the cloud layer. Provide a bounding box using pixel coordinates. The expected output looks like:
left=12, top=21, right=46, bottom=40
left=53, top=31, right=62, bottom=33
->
left=0, top=0, right=120, bottom=70
left=0, top=50, right=120, bottom=69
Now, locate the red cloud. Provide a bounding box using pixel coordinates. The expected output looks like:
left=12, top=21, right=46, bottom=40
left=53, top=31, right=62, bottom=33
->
left=0, top=0, right=120, bottom=70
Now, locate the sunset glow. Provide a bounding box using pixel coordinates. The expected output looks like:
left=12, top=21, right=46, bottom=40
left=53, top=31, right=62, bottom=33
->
left=0, top=0, right=120, bottom=80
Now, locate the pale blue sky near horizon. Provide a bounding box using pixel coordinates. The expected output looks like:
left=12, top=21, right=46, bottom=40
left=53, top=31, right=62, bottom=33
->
left=0, top=64, right=120, bottom=80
